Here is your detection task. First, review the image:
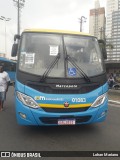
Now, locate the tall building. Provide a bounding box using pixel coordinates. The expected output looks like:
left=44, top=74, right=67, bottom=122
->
left=106, top=0, right=118, bottom=38
left=106, top=0, right=120, bottom=61
left=95, top=0, right=100, bottom=8
left=89, top=0, right=105, bottom=39
left=110, top=10, right=120, bottom=61
left=105, top=0, right=120, bottom=76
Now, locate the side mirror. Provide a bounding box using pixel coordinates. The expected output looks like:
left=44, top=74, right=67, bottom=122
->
left=11, top=34, right=20, bottom=57
left=11, top=43, right=18, bottom=57
left=98, top=39, right=107, bottom=59
left=14, top=34, right=20, bottom=41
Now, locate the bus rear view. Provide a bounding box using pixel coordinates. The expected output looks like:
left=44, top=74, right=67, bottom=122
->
left=12, top=29, right=108, bottom=126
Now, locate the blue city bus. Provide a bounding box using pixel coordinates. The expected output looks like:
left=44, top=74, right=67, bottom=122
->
left=11, top=29, right=108, bottom=126
left=0, top=57, right=16, bottom=82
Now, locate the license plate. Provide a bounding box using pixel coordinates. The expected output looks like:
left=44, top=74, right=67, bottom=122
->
left=58, top=119, right=76, bottom=125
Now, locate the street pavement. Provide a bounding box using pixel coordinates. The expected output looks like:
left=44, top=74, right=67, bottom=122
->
left=108, top=89, right=120, bottom=105
left=0, top=86, right=120, bottom=160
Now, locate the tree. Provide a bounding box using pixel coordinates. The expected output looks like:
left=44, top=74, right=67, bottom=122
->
left=106, top=43, right=114, bottom=49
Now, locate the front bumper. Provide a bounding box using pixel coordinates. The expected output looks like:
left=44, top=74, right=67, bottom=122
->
left=15, top=98, right=108, bottom=126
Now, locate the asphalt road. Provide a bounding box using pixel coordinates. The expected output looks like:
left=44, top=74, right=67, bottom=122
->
left=0, top=86, right=120, bottom=159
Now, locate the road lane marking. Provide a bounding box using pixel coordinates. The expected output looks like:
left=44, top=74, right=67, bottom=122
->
left=108, top=100, right=120, bottom=108
left=108, top=100, right=120, bottom=105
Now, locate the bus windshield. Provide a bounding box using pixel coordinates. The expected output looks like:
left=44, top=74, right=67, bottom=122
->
left=19, top=33, right=104, bottom=78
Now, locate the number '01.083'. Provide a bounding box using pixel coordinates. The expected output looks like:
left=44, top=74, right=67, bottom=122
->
left=72, top=98, right=86, bottom=103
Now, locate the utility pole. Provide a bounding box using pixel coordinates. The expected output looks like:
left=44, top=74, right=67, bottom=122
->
left=78, top=16, right=87, bottom=32
left=0, top=16, right=11, bottom=54
left=13, top=0, right=25, bottom=35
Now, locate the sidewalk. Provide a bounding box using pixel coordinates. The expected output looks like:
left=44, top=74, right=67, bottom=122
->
left=108, top=89, right=120, bottom=105
left=108, top=88, right=120, bottom=95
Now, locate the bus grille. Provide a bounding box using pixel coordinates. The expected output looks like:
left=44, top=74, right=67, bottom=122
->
left=26, top=82, right=99, bottom=94
left=41, top=107, right=89, bottom=113
left=39, top=116, right=92, bottom=125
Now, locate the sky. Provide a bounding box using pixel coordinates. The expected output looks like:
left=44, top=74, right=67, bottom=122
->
left=0, top=0, right=106, bottom=58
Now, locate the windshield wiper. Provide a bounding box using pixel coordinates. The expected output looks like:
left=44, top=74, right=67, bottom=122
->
left=66, top=55, right=91, bottom=82
left=40, top=53, right=60, bottom=82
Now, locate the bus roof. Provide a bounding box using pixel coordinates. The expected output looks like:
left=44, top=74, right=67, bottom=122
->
left=23, top=29, right=93, bottom=37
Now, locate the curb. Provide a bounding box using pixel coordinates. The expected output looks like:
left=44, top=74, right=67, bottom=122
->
left=108, top=89, right=120, bottom=95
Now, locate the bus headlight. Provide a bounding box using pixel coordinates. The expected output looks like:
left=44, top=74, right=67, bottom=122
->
left=16, top=91, right=39, bottom=109
left=91, top=93, right=107, bottom=108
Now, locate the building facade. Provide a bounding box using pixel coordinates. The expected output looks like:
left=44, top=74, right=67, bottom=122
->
left=106, top=0, right=120, bottom=61
left=106, top=0, right=118, bottom=38
left=111, top=10, right=120, bottom=61
left=105, top=0, right=120, bottom=77
left=89, top=0, right=105, bottom=39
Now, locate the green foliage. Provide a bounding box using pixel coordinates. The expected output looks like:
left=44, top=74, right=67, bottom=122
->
left=106, top=44, right=114, bottom=49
